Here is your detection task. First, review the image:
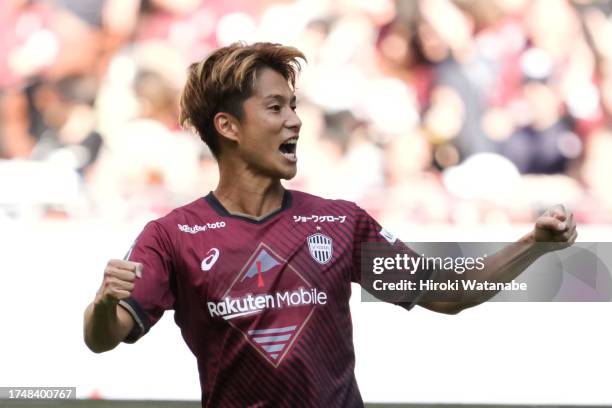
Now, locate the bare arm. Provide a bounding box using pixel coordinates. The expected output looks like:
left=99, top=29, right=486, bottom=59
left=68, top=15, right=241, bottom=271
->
left=83, top=259, right=142, bottom=353
left=420, top=205, right=578, bottom=314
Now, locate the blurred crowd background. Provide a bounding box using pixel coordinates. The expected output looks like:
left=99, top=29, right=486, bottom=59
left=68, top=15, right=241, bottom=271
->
left=2, top=0, right=612, bottom=227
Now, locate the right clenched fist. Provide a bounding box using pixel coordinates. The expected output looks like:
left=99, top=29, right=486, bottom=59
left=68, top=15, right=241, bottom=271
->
left=95, top=259, right=143, bottom=306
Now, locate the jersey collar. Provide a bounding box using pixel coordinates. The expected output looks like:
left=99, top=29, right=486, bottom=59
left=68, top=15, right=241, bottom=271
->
left=204, top=190, right=292, bottom=224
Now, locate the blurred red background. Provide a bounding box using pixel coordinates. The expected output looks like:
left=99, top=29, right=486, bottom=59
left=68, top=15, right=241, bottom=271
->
left=1, top=0, right=611, bottom=226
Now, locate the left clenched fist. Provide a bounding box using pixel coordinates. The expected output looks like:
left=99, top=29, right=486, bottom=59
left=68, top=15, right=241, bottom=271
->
left=533, top=204, right=577, bottom=248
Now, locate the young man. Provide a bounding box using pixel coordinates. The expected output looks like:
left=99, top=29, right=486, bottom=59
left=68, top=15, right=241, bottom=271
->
left=84, top=42, right=577, bottom=407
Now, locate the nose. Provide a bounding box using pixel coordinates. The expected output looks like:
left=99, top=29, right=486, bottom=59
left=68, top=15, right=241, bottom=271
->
left=285, top=109, right=302, bottom=133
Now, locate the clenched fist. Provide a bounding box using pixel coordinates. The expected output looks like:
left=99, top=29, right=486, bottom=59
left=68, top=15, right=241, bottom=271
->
left=95, top=259, right=143, bottom=306
left=533, top=204, right=578, bottom=249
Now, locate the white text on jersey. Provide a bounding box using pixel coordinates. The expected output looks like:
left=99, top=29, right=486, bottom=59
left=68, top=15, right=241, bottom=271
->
left=207, top=288, right=328, bottom=320
left=178, top=222, right=226, bottom=234
left=293, top=215, right=346, bottom=223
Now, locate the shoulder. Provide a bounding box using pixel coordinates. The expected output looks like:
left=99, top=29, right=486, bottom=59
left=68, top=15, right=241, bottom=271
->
left=146, top=197, right=214, bottom=237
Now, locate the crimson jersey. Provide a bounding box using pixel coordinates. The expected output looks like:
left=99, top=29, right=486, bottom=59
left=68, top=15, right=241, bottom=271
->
left=120, top=190, right=418, bottom=407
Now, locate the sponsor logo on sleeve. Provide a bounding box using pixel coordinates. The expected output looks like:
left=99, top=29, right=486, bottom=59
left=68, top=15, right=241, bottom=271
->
left=380, top=228, right=397, bottom=244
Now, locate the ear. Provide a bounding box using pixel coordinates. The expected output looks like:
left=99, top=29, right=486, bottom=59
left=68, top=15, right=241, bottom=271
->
left=213, top=112, right=241, bottom=143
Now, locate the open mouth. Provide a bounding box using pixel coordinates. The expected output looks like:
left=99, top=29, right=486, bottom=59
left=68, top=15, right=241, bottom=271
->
left=279, top=138, right=298, bottom=162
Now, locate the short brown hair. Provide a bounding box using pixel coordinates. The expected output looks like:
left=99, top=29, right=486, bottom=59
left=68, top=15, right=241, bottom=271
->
left=179, top=42, right=305, bottom=157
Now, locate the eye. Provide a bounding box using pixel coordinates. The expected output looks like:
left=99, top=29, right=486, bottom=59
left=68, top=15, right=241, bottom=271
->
left=269, top=105, right=281, bottom=112
left=290, top=105, right=297, bottom=111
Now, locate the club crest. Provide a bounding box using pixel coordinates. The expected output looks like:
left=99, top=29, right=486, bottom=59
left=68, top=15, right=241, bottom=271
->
left=307, top=233, right=333, bottom=265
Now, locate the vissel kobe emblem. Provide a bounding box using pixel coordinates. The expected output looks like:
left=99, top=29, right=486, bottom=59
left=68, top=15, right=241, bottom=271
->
left=307, top=233, right=333, bottom=265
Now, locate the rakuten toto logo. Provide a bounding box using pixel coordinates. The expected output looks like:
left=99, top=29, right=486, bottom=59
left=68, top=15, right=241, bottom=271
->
left=209, top=242, right=327, bottom=367
left=178, top=222, right=226, bottom=234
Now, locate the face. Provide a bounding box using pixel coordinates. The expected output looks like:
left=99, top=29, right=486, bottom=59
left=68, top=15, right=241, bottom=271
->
left=232, top=67, right=302, bottom=180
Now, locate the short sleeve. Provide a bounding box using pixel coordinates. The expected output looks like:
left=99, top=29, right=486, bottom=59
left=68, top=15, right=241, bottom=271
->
left=351, top=205, right=428, bottom=311
left=119, top=221, right=176, bottom=343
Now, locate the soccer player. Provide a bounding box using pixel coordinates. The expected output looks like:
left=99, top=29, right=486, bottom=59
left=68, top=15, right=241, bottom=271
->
left=83, top=42, right=577, bottom=407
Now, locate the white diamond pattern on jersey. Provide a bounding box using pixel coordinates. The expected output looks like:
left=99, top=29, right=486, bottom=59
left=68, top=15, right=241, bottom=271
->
left=218, top=242, right=321, bottom=367
left=248, top=325, right=297, bottom=360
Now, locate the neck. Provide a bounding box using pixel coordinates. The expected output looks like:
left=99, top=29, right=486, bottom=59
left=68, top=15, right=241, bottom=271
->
left=214, top=158, right=285, bottom=218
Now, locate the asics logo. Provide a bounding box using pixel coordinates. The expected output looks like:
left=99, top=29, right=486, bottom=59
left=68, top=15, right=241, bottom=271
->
left=201, top=248, right=220, bottom=271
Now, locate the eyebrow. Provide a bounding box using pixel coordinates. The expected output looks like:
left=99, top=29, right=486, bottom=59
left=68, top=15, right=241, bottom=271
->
left=263, top=94, right=297, bottom=104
